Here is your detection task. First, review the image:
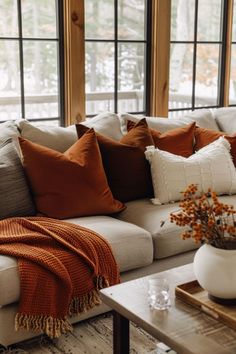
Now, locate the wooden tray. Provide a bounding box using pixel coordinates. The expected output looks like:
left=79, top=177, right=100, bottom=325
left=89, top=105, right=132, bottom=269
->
left=175, top=280, right=236, bottom=331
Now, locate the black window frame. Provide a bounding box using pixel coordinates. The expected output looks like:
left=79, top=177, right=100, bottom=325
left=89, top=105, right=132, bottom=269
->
left=228, top=0, right=236, bottom=107
left=0, top=0, right=64, bottom=125
left=85, top=0, right=152, bottom=117
left=169, top=0, right=231, bottom=115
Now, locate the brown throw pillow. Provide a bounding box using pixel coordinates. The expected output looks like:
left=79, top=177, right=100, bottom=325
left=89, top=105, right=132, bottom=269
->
left=194, top=126, right=236, bottom=166
left=18, top=129, right=125, bottom=219
left=127, top=120, right=196, bottom=157
left=76, top=119, right=154, bottom=202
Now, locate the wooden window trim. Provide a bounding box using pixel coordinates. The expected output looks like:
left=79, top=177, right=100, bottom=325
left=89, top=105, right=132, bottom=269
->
left=64, top=0, right=85, bottom=125
left=150, top=0, right=171, bottom=117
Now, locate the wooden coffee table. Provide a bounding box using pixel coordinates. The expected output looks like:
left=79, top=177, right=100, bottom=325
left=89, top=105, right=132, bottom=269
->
left=100, top=264, right=236, bottom=354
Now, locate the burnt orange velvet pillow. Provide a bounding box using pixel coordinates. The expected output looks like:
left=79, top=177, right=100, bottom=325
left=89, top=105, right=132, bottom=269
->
left=76, top=119, right=154, bottom=202
left=18, top=129, right=125, bottom=219
left=127, top=120, right=196, bottom=157
left=194, top=126, right=236, bottom=166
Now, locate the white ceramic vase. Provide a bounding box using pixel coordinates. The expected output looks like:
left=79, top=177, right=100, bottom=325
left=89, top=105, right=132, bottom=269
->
left=193, top=243, right=236, bottom=300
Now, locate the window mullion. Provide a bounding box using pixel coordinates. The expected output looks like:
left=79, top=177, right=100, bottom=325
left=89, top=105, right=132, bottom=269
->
left=57, top=0, right=65, bottom=126
left=17, top=0, right=25, bottom=118
left=114, top=0, right=118, bottom=113
left=220, top=0, right=233, bottom=106
left=192, top=0, right=198, bottom=110
left=145, top=0, right=152, bottom=116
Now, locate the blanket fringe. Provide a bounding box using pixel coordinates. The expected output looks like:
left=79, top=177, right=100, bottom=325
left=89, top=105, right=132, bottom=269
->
left=15, top=276, right=111, bottom=338
left=96, top=275, right=110, bottom=290
left=69, top=275, right=109, bottom=316
left=69, top=275, right=110, bottom=315
left=69, top=289, right=101, bottom=315
left=68, top=274, right=110, bottom=316
left=15, top=313, right=73, bottom=338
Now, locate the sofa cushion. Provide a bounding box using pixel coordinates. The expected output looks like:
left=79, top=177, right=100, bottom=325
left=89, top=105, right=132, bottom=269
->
left=183, top=108, right=220, bottom=131
left=116, top=199, right=198, bottom=260
left=19, top=130, right=125, bottom=219
left=213, top=107, right=236, bottom=134
left=145, top=137, right=236, bottom=205
left=68, top=216, right=153, bottom=272
left=17, top=119, right=77, bottom=152
left=194, top=126, right=236, bottom=166
left=17, top=113, right=122, bottom=153
left=120, top=109, right=219, bottom=135
left=0, top=216, right=153, bottom=306
left=81, top=112, right=123, bottom=141
left=0, top=139, right=35, bottom=219
left=76, top=119, right=154, bottom=202
left=128, top=120, right=196, bottom=157
left=0, top=121, right=20, bottom=144
left=120, top=113, right=191, bottom=135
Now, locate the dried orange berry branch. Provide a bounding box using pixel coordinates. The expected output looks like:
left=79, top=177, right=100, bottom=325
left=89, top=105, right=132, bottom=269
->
left=169, top=184, right=236, bottom=249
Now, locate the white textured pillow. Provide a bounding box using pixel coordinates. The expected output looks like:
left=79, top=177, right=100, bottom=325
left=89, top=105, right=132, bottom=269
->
left=145, top=137, right=236, bottom=205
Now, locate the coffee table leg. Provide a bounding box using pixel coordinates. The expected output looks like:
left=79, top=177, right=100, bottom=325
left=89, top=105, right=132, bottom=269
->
left=113, top=310, right=130, bottom=354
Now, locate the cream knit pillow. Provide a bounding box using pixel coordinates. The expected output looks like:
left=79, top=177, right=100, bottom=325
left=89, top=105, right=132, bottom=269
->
left=145, top=137, right=236, bottom=205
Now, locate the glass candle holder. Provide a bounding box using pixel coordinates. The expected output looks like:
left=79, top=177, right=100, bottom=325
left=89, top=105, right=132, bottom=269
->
left=148, top=277, right=171, bottom=310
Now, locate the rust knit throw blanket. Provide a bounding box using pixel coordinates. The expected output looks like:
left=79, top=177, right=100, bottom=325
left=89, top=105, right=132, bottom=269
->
left=0, top=217, right=120, bottom=338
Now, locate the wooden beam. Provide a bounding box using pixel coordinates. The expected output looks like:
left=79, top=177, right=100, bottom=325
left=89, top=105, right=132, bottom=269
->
left=64, top=0, right=85, bottom=125
left=223, top=0, right=233, bottom=106
left=150, top=0, right=171, bottom=117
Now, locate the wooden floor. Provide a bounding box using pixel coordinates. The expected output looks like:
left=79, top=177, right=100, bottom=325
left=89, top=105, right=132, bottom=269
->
left=0, top=313, right=158, bottom=354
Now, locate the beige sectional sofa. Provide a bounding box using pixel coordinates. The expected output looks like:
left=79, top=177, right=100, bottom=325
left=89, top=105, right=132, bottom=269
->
left=0, top=107, right=236, bottom=346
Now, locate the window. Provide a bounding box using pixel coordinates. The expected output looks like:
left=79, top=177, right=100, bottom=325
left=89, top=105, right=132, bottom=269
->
left=62, top=0, right=236, bottom=124
left=169, top=0, right=225, bottom=117
left=84, top=0, right=150, bottom=116
left=0, top=0, right=63, bottom=125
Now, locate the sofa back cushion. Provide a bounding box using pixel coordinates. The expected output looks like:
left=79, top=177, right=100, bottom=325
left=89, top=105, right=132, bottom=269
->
left=76, top=119, right=154, bottom=202
left=80, top=112, right=123, bottom=141
left=120, top=113, right=191, bottom=135
left=17, top=113, right=122, bottom=153
left=127, top=121, right=196, bottom=157
left=120, top=109, right=219, bottom=135
left=213, top=107, right=236, bottom=134
left=0, top=121, right=20, bottom=144
left=0, top=139, right=35, bottom=219
left=18, top=120, right=77, bottom=152
left=182, top=109, right=220, bottom=131
left=145, top=137, right=236, bottom=205
left=19, top=130, right=125, bottom=219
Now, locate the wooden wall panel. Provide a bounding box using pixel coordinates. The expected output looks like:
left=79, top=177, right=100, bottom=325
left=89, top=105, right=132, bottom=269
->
left=150, top=0, right=171, bottom=117
left=64, top=0, right=85, bottom=125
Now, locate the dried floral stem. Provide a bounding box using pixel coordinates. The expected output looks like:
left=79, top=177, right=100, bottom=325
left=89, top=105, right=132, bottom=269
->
left=168, top=184, right=236, bottom=250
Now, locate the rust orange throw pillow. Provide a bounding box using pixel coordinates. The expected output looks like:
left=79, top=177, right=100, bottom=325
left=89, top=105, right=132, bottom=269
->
left=76, top=119, right=154, bottom=202
left=127, top=120, right=196, bottom=157
left=18, top=130, right=125, bottom=219
left=194, top=126, right=236, bottom=166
